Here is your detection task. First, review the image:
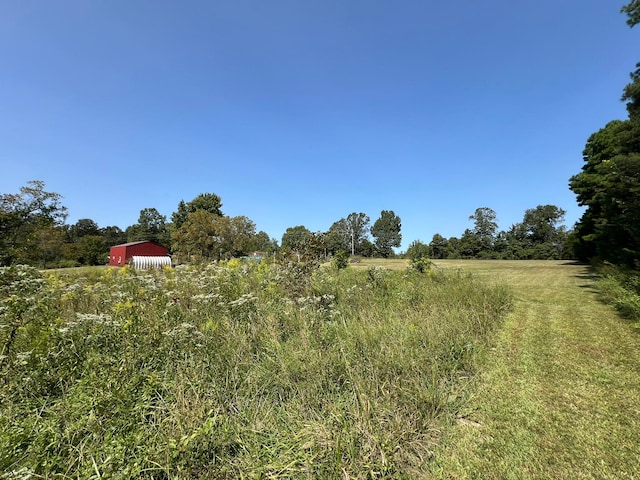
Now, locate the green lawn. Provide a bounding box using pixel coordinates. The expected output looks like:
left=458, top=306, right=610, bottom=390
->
left=421, top=259, right=640, bottom=479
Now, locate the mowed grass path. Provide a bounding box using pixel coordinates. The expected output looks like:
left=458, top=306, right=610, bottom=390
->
left=424, top=260, right=640, bottom=479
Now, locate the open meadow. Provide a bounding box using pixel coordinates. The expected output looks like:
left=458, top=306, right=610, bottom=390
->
left=1, top=259, right=639, bottom=478
left=1, top=259, right=510, bottom=478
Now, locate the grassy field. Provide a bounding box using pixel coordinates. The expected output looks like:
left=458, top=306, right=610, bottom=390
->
left=0, top=260, right=511, bottom=478
left=3, top=258, right=639, bottom=478
left=420, top=260, right=640, bottom=479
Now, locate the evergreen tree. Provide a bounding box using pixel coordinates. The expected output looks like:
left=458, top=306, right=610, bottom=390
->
left=371, top=210, right=402, bottom=258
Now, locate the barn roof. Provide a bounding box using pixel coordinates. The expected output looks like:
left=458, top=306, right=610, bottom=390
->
left=112, top=241, right=166, bottom=248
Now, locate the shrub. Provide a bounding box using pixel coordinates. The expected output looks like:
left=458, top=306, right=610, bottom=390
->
left=410, top=256, right=433, bottom=273
left=331, top=250, right=349, bottom=270
left=596, top=263, right=640, bottom=320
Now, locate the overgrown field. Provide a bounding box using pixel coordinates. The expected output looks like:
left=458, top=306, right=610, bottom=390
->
left=0, top=261, right=511, bottom=478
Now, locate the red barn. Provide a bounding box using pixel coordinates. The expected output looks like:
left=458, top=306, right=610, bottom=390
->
left=109, top=241, right=169, bottom=267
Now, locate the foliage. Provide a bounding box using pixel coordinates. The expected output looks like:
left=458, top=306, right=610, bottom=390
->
left=0, top=265, right=47, bottom=375
left=280, top=225, right=312, bottom=256
left=371, top=210, right=402, bottom=257
left=331, top=250, right=349, bottom=270
left=33, top=226, right=67, bottom=269
left=570, top=120, right=640, bottom=266
left=457, top=228, right=482, bottom=258
left=126, top=207, right=170, bottom=246
left=358, top=238, right=376, bottom=257
left=406, top=239, right=430, bottom=260
left=281, top=231, right=327, bottom=264
left=410, top=256, right=433, bottom=273
left=171, top=193, right=223, bottom=230
left=406, top=240, right=432, bottom=272
left=0, top=181, right=67, bottom=266
left=250, top=230, right=278, bottom=255
left=569, top=3, right=640, bottom=267
left=0, top=261, right=511, bottom=477
left=67, top=218, right=99, bottom=242
left=622, top=0, right=640, bottom=27
left=77, top=235, right=108, bottom=265
left=330, top=213, right=370, bottom=256
left=519, top=205, right=566, bottom=245
left=622, top=64, right=640, bottom=118
left=432, top=205, right=570, bottom=261
left=469, top=207, right=498, bottom=252
left=280, top=226, right=324, bottom=264
left=172, top=211, right=256, bottom=262
left=99, top=225, right=127, bottom=247
left=504, top=205, right=568, bottom=260
left=594, top=263, right=640, bottom=320
left=324, top=226, right=349, bottom=255
left=429, top=233, right=450, bottom=259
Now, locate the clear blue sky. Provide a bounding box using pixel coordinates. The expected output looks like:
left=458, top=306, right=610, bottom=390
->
left=1, top=1, right=637, bottom=251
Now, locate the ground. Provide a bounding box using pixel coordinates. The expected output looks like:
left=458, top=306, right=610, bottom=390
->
left=424, top=260, right=640, bottom=479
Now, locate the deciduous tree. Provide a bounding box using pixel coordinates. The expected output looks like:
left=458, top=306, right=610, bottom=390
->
left=250, top=230, right=278, bottom=255
left=225, top=216, right=257, bottom=257
left=0, top=180, right=67, bottom=265
left=68, top=218, right=99, bottom=242
left=172, top=193, right=223, bottom=230
left=330, top=213, right=370, bottom=256
left=171, top=211, right=256, bottom=262
left=520, top=205, right=566, bottom=245
left=100, top=226, right=127, bottom=247
left=507, top=205, right=567, bottom=259
left=127, top=208, right=170, bottom=246
left=469, top=207, right=498, bottom=253
left=324, top=227, right=348, bottom=256
left=405, top=240, right=430, bottom=260
left=78, top=235, right=108, bottom=266
left=34, top=226, right=67, bottom=268
left=281, top=226, right=312, bottom=261
left=171, top=210, right=218, bottom=262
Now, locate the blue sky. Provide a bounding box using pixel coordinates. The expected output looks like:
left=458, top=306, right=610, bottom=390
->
left=1, top=1, right=637, bottom=251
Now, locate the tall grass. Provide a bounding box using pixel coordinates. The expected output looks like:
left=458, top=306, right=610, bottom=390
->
left=0, top=260, right=510, bottom=478
left=594, top=263, right=640, bottom=320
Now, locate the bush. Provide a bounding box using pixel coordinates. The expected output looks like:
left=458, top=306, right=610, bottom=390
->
left=596, top=263, right=640, bottom=320
left=331, top=250, right=349, bottom=270
left=410, top=256, right=433, bottom=273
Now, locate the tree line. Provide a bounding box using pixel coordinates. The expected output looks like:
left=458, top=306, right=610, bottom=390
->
left=0, top=184, right=277, bottom=267
left=568, top=1, right=640, bottom=269
left=0, top=180, right=574, bottom=268
left=407, top=205, right=571, bottom=261
left=0, top=182, right=403, bottom=267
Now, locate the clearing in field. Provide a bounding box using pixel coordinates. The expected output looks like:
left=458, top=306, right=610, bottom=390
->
left=425, top=259, right=640, bottom=479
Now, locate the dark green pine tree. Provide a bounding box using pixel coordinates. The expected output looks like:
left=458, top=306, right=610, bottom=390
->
left=371, top=210, right=401, bottom=258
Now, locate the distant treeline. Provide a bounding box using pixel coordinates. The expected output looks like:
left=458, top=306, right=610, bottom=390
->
left=0, top=181, right=574, bottom=268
